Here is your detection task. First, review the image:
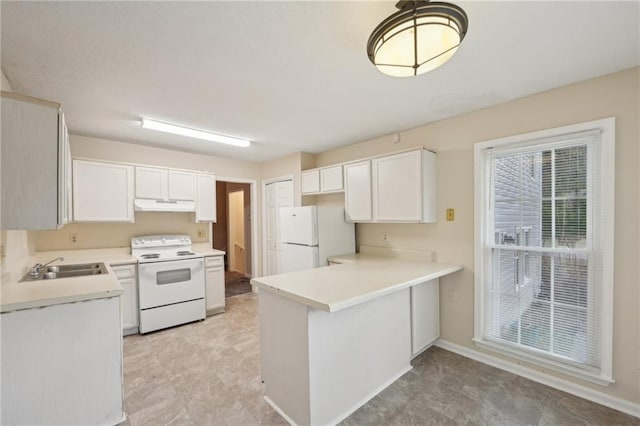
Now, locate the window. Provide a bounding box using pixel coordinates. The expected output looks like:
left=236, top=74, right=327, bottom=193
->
left=474, top=118, right=615, bottom=385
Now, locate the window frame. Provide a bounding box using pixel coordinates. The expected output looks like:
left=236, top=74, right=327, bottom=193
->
left=473, top=117, right=615, bottom=386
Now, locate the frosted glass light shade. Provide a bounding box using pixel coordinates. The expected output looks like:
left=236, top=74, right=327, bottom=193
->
left=367, top=1, right=468, bottom=77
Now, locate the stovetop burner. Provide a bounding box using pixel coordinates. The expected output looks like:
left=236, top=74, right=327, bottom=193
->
left=177, top=251, right=195, bottom=256
left=141, top=253, right=160, bottom=259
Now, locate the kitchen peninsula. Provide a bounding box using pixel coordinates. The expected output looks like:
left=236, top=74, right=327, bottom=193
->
left=251, top=249, right=462, bottom=425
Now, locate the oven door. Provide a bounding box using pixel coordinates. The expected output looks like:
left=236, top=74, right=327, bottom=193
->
left=138, top=258, right=205, bottom=309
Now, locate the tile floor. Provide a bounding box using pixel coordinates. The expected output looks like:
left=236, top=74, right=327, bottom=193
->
left=122, top=293, right=638, bottom=426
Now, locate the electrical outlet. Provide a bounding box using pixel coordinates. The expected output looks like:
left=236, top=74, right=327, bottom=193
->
left=446, top=208, right=455, bottom=221
left=70, top=233, right=78, bottom=243
left=382, top=232, right=388, bottom=241
left=197, top=229, right=205, bottom=238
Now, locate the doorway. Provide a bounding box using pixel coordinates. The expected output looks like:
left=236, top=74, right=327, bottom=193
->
left=212, top=180, right=253, bottom=298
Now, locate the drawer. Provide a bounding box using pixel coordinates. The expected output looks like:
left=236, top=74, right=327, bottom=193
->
left=111, top=264, right=136, bottom=280
left=205, top=256, right=224, bottom=268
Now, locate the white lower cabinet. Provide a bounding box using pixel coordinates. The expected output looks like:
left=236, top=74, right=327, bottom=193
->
left=1, top=297, right=124, bottom=425
left=410, top=278, right=439, bottom=358
left=111, top=263, right=139, bottom=335
left=205, top=255, right=225, bottom=315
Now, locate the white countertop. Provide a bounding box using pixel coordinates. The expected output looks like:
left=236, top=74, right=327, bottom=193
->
left=0, top=248, right=134, bottom=313
left=1, top=244, right=223, bottom=313
left=192, top=243, right=225, bottom=257
left=1, top=266, right=123, bottom=314
left=251, top=253, right=463, bottom=312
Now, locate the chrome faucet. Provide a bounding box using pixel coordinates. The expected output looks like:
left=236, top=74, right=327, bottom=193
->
left=29, top=257, right=64, bottom=277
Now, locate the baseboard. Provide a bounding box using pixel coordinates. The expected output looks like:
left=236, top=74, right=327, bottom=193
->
left=435, top=339, right=640, bottom=419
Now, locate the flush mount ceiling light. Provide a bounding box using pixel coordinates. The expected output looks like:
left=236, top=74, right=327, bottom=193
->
left=367, top=0, right=468, bottom=78
left=141, top=118, right=251, bottom=148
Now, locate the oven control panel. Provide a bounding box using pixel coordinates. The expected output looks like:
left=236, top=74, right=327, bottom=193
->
left=132, top=235, right=191, bottom=248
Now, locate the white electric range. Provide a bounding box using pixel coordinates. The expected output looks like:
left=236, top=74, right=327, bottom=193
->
left=132, top=235, right=205, bottom=333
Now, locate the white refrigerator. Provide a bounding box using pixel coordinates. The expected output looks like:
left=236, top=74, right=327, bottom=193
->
left=279, top=206, right=355, bottom=273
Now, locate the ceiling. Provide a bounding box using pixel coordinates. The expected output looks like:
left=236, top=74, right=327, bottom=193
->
left=2, top=1, right=639, bottom=163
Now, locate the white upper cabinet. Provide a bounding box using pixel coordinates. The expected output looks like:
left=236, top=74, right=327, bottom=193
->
left=302, top=165, right=344, bottom=195
left=301, top=169, right=320, bottom=194
left=135, top=166, right=195, bottom=201
left=373, top=150, right=436, bottom=222
left=135, top=167, right=168, bottom=199
left=1, top=91, right=71, bottom=229
left=344, top=161, right=373, bottom=222
left=344, top=149, right=437, bottom=223
left=196, top=173, right=217, bottom=222
left=320, top=165, right=344, bottom=192
left=168, top=170, right=196, bottom=201
left=73, top=160, right=134, bottom=222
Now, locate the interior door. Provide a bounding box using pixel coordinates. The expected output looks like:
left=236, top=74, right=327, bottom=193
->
left=265, top=180, right=294, bottom=276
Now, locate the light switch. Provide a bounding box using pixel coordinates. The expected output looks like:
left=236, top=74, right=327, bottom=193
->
left=446, top=208, right=455, bottom=221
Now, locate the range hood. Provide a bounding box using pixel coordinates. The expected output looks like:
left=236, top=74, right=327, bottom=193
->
left=134, top=199, right=196, bottom=212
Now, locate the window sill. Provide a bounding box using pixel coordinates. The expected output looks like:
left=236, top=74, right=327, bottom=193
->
left=472, top=338, right=614, bottom=386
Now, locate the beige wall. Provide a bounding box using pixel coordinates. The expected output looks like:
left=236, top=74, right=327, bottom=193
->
left=316, top=67, right=640, bottom=405
left=35, top=212, right=208, bottom=251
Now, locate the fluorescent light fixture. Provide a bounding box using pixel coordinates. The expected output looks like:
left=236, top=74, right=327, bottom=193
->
left=141, top=118, right=250, bottom=148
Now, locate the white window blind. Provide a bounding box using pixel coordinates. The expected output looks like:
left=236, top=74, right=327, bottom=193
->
left=474, top=119, right=614, bottom=385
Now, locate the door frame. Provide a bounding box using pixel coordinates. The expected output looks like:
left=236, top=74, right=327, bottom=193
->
left=261, top=174, right=294, bottom=277
left=216, top=176, right=258, bottom=279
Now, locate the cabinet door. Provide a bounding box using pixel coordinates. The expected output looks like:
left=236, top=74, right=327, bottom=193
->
left=205, top=256, right=225, bottom=315
left=112, top=264, right=138, bottom=335
left=411, top=279, right=439, bottom=357
left=301, top=169, right=320, bottom=194
left=196, top=173, right=217, bottom=222
left=58, top=113, right=71, bottom=227
left=73, top=160, right=134, bottom=222
left=168, top=170, right=196, bottom=201
left=320, top=165, right=343, bottom=192
left=1, top=94, right=59, bottom=229
left=135, top=166, right=167, bottom=200
left=373, top=150, right=423, bottom=222
left=120, top=277, right=139, bottom=335
left=344, top=161, right=372, bottom=222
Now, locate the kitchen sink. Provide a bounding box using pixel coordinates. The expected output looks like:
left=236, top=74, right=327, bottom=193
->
left=21, top=263, right=108, bottom=282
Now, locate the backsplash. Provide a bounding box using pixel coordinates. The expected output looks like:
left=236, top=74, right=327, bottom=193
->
left=35, top=212, right=209, bottom=251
